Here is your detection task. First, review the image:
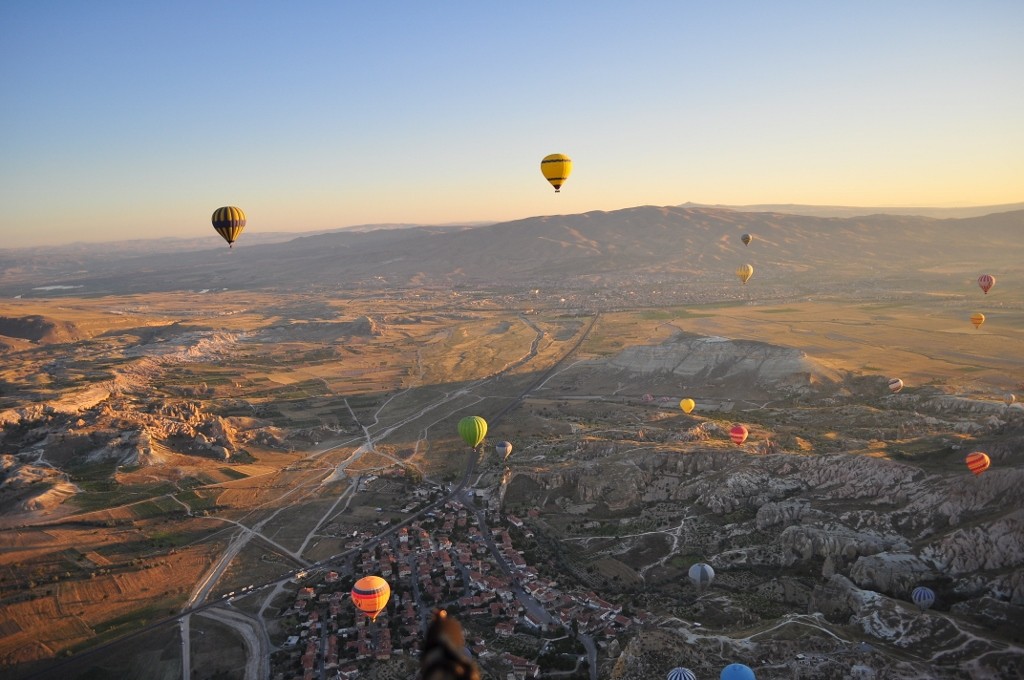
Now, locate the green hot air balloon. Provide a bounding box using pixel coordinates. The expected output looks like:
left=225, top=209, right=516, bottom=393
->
left=457, top=416, right=488, bottom=449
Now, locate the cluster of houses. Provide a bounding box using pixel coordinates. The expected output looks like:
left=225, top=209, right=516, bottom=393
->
left=271, top=500, right=654, bottom=679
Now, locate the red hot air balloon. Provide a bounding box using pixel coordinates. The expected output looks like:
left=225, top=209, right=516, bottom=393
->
left=978, top=274, right=995, bottom=294
left=729, top=424, right=748, bottom=445
left=966, top=452, right=990, bottom=476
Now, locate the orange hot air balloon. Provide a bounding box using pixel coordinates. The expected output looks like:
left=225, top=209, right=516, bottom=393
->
left=729, top=424, right=748, bottom=445
left=965, top=452, right=990, bottom=476
left=351, top=576, right=391, bottom=621
left=977, top=274, right=995, bottom=294
left=970, top=313, right=985, bottom=329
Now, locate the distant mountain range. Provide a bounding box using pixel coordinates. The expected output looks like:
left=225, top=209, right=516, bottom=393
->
left=1, top=205, right=1021, bottom=296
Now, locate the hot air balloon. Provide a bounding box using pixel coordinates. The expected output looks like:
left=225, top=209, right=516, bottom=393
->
left=212, top=206, right=246, bottom=248
left=735, top=264, right=754, bottom=284
left=970, top=313, right=985, bottom=329
left=688, top=562, right=715, bottom=591
left=729, top=424, right=748, bottom=445
left=642, top=393, right=655, bottom=403
left=457, top=416, right=488, bottom=449
left=1005, top=394, right=1016, bottom=406
left=679, top=398, right=695, bottom=414
left=977, top=274, right=995, bottom=294
left=720, top=664, right=756, bottom=680
left=495, top=441, right=512, bottom=460
left=668, top=669, right=697, bottom=680
left=741, top=233, right=752, bottom=246
left=911, top=586, right=936, bottom=612
left=888, top=378, right=904, bottom=394
left=351, top=575, right=390, bottom=621
left=540, top=154, right=572, bottom=192
left=966, top=451, right=990, bottom=476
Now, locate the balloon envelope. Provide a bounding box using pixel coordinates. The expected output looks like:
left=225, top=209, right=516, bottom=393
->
left=668, top=669, right=697, bottom=680
left=729, top=424, right=748, bottom=445
left=978, top=274, right=995, bottom=294
left=970, top=313, right=985, bottom=329
left=688, top=562, right=715, bottom=588
left=966, top=451, right=990, bottom=476
left=351, top=575, right=390, bottom=621
left=541, top=154, right=572, bottom=192
left=496, top=440, right=512, bottom=459
left=212, top=206, right=246, bottom=247
left=888, top=378, right=904, bottom=394
left=680, top=398, right=695, bottom=414
left=1005, top=394, right=1016, bottom=406
left=912, top=586, right=936, bottom=611
left=458, top=416, right=488, bottom=448
left=720, top=664, right=756, bottom=680
left=741, top=233, right=752, bottom=246
left=735, top=264, right=754, bottom=284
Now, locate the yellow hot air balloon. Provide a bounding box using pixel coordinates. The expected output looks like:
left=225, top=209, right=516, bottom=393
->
left=736, top=264, right=754, bottom=284
left=212, top=206, right=246, bottom=247
left=540, top=154, right=572, bottom=192
left=679, top=398, right=695, bottom=414
left=351, top=575, right=391, bottom=621
left=970, top=313, right=985, bottom=329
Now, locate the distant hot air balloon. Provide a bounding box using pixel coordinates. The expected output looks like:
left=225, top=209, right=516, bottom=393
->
left=212, top=206, right=246, bottom=248
left=668, top=669, right=697, bottom=680
left=457, top=416, right=488, bottom=449
left=1005, top=393, right=1017, bottom=406
left=720, top=664, right=756, bottom=680
left=741, top=233, right=752, bottom=246
left=911, top=586, right=936, bottom=612
left=735, top=264, right=754, bottom=284
left=679, top=398, right=695, bottom=414
left=966, top=451, right=990, bottom=476
left=888, top=378, right=904, bottom=394
left=970, top=313, right=985, bottom=329
left=977, top=274, right=995, bottom=294
left=495, top=440, right=512, bottom=461
left=642, top=393, right=654, bottom=403
left=729, top=424, right=748, bottom=445
left=688, top=562, right=715, bottom=591
left=351, top=575, right=390, bottom=621
left=540, top=154, right=572, bottom=192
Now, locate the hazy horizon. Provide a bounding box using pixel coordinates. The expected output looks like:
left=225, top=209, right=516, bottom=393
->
left=2, top=2, right=1022, bottom=248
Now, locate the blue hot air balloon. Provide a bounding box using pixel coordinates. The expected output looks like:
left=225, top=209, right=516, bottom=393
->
left=720, top=663, right=755, bottom=680
left=911, top=586, right=936, bottom=611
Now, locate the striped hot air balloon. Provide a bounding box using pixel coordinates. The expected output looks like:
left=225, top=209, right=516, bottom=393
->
left=888, top=378, right=904, bottom=394
left=351, top=575, right=390, bottom=621
left=729, top=424, right=748, bottom=445
left=966, top=451, right=990, bottom=476
left=970, top=312, right=985, bottom=329
left=211, top=206, right=246, bottom=247
left=735, top=264, right=754, bottom=284
left=977, top=274, right=995, bottom=294
left=668, top=668, right=697, bottom=680
left=540, top=153, right=572, bottom=192
left=688, top=562, right=715, bottom=591
left=911, top=586, right=936, bottom=611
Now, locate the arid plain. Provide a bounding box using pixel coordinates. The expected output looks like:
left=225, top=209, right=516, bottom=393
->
left=2, top=206, right=1023, bottom=679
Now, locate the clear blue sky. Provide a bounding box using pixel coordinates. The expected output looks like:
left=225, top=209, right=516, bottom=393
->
left=2, top=1, right=1021, bottom=247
